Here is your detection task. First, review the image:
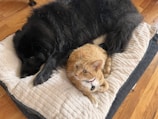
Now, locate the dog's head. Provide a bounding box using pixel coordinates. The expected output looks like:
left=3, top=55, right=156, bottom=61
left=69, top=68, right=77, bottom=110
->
left=13, top=27, right=52, bottom=78
left=19, top=53, right=46, bottom=78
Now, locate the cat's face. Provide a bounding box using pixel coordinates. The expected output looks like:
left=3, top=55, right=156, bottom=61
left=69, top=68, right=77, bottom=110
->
left=73, top=60, right=102, bottom=81
left=67, top=59, right=104, bottom=91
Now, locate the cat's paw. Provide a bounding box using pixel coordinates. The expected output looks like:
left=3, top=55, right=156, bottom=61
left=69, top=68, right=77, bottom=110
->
left=91, top=98, right=98, bottom=108
left=98, top=87, right=107, bottom=92
left=98, top=83, right=109, bottom=92
left=104, top=73, right=110, bottom=78
left=89, top=97, right=98, bottom=107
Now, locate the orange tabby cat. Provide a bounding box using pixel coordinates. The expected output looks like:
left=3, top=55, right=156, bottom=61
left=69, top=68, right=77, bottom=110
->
left=66, top=43, right=112, bottom=106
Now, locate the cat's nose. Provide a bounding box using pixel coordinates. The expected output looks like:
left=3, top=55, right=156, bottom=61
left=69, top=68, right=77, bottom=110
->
left=91, top=85, right=95, bottom=91
left=75, top=72, right=79, bottom=76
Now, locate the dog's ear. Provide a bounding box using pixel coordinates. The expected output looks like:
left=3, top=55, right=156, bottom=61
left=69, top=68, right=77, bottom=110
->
left=37, top=53, right=47, bottom=62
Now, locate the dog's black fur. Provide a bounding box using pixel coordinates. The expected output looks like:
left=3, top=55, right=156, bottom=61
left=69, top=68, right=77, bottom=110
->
left=13, top=0, right=142, bottom=85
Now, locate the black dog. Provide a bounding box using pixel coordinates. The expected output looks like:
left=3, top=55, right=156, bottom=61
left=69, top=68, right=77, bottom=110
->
left=13, top=0, right=142, bottom=85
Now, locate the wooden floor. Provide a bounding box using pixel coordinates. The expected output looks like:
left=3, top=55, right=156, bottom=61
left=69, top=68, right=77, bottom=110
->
left=0, top=0, right=158, bottom=119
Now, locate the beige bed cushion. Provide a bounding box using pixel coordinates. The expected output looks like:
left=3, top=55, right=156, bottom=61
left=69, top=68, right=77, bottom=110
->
left=0, top=22, right=156, bottom=119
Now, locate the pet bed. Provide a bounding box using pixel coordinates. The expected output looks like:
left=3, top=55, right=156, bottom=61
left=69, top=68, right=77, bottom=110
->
left=0, top=22, right=157, bottom=119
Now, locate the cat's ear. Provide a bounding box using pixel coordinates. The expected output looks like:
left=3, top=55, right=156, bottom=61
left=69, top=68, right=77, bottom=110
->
left=92, top=60, right=102, bottom=71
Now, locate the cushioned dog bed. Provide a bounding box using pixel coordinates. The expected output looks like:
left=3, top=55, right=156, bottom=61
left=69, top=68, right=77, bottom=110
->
left=0, top=22, right=157, bottom=119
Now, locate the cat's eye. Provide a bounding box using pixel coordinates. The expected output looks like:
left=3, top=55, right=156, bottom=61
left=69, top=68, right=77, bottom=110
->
left=83, top=69, right=88, bottom=73
left=75, top=65, right=79, bottom=69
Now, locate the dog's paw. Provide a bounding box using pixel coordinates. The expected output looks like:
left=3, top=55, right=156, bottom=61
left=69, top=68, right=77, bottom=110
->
left=33, top=72, right=50, bottom=86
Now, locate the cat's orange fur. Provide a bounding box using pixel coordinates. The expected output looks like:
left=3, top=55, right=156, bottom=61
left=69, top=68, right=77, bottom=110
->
left=66, top=43, right=112, bottom=105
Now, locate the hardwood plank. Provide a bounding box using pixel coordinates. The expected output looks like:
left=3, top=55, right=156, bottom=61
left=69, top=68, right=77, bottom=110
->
left=132, top=0, right=144, bottom=12
left=130, top=60, right=158, bottom=119
left=0, top=1, right=27, bottom=21
left=113, top=53, right=158, bottom=119
left=0, top=86, right=6, bottom=98
left=0, top=93, right=26, bottom=119
left=154, top=110, right=158, bottom=119
left=0, top=2, right=31, bottom=40
left=141, top=0, right=158, bottom=23
left=0, top=0, right=54, bottom=40
left=142, top=87, right=158, bottom=119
